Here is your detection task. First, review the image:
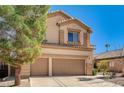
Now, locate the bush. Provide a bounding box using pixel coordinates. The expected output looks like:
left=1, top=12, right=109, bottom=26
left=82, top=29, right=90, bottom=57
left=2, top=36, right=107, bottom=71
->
left=94, top=62, right=98, bottom=69
left=92, top=68, right=98, bottom=76
left=97, top=60, right=109, bottom=76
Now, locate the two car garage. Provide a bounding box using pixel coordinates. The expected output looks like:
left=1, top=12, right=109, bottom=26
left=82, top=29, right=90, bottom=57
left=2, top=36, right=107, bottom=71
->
left=31, top=58, right=85, bottom=76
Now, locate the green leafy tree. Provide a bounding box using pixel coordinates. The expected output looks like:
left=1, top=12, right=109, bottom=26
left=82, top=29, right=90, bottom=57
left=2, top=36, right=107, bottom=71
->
left=97, top=60, right=109, bottom=76
left=0, top=5, right=50, bottom=85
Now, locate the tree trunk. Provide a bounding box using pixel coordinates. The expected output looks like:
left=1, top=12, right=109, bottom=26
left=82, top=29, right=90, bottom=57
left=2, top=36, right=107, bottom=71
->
left=15, top=65, right=21, bottom=86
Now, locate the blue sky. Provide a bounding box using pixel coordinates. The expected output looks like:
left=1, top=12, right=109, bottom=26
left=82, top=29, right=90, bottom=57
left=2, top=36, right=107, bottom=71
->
left=50, top=5, right=124, bottom=54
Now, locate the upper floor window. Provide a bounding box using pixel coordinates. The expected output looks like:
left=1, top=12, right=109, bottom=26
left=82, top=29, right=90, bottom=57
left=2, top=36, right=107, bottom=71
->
left=68, top=32, right=79, bottom=42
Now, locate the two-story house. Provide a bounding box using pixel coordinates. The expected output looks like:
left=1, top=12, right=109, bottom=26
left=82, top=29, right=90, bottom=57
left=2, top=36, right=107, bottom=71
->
left=2, top=10, right=94, bottom=77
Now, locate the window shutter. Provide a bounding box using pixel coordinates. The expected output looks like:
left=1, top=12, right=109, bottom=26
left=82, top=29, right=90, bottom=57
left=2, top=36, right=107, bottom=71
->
left=60, top=30, right=64, bottom=44
left=83, top=33, right=87, bottom=47
left=83, top=33, right=90, bottom=47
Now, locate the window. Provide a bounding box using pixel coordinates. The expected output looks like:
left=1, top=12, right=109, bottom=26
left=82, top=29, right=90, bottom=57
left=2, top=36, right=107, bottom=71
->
left=109, top=62, right=114, bottom=67
left=68, top=32, right=79, bottom=42
left=73, top=32, right=79, bottom=42
left=68, top=32, right=73, bottom=42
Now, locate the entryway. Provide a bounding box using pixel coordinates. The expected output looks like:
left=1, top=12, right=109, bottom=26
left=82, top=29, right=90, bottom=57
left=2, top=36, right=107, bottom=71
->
left=0, top=62, right=8, bottom=79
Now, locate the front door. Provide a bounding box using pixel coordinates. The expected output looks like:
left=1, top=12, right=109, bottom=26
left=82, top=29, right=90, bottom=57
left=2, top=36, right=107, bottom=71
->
left=0, top=62, right=8, bottom=78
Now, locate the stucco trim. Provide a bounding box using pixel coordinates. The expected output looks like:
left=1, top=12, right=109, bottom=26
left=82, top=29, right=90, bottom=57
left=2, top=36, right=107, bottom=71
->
left=67, top=28, right=81, bottom=33
left=41, top=54, right=88, bottom=59
left=58, top=19, right=92, bottom=33
left=48, top=11, right=71, bottom=19
left=41, top=44, right=93, bottom=51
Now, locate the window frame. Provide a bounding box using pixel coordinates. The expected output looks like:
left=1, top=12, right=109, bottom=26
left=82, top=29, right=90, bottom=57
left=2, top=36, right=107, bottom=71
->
left=67, top=28, right=80, bottom=43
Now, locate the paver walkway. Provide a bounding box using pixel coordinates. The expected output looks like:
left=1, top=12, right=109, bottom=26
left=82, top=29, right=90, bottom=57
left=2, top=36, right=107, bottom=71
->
left=30, top=76, right=122, bottom=87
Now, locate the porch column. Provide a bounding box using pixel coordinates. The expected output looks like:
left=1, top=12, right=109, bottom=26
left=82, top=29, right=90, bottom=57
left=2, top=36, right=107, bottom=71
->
left=85, top=56, right=93, bottom=76
left=48, top=57, right=52, bottom=76
left=83, top=33, right=90, bottom=47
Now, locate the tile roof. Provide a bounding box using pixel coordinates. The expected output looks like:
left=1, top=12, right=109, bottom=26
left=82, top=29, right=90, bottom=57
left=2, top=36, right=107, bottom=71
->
left=57, top=18, right=74, bottom=24
left=94, top=49, right=124, bottom=60
left=48, top=10, right=72, bottom=19
left=57, top=18, right=92, bottom=33
left=49, top=10, right=92, bottom=33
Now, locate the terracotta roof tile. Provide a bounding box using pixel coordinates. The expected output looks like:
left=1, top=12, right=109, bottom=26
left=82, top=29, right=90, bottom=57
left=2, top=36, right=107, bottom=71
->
left=57, top=18, right=74, bottom=24
left=94, top=49, right=124, bottom=59
left=48, top=10, right=92, bottom=33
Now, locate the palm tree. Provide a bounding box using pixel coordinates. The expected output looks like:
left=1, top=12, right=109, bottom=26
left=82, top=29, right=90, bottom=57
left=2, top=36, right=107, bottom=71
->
left=105, top=43, right=110, bottom=52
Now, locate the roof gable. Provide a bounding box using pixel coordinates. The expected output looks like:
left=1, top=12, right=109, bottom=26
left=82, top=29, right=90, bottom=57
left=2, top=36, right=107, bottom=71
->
left=48, top=10, right=72, bottom=19
left=57, top=19, right=92, bottom=33
left=48, top=10, right=92, bottom=33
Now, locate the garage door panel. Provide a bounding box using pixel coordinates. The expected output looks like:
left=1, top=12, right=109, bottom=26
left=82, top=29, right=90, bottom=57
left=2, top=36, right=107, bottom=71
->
left=31, top=58, right=48, bottom=76
left=53, top=59, right=85, bottom=76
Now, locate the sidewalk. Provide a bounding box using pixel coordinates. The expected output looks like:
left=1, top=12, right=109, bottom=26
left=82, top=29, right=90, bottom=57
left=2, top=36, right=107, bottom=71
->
left=0, top=77, right=30, bottom=87
left=30, top=76, right=122, bottom=87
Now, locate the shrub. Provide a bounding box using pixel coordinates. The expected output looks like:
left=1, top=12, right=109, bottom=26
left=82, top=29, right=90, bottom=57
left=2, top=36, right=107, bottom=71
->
left=97, top=60, right=109, bottom=76
left=92, top=68, right=98, bottom=76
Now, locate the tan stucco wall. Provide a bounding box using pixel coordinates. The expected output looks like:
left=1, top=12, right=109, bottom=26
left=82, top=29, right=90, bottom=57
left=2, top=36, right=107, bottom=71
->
left=46, top=15, right=66, bottom=43
left=108, top=58, right=124, bottom=72
left=46, top=14, right=90, bottom=46
left=21, top=64, right=30, bottom=77
left=42, top=47, right=92, bottom=56
left=60, top=23, right=87, bottom=45
left=85, top=56, right=93, bottom=75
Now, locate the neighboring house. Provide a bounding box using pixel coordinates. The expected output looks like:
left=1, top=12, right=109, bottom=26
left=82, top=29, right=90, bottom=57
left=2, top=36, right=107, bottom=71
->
left=94, top=49, right=124, bottom=72
left=1, top=10, right=94, bottom=77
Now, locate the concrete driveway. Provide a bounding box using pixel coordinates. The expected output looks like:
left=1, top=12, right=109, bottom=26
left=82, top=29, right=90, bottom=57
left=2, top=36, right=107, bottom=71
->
left=30, top=76, right=122, bottom=87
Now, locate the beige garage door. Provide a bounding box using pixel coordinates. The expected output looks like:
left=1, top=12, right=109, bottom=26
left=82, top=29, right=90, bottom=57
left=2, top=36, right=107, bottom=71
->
left=53, top=59, right=85, bottom=76
left=31, top=58, right=48, bottom=76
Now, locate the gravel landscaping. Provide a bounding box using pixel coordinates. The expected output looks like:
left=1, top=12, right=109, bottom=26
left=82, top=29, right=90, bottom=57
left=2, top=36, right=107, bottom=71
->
left=97, top=73, right=124, bottom=86
left=103, top=77, right=124, bottom=86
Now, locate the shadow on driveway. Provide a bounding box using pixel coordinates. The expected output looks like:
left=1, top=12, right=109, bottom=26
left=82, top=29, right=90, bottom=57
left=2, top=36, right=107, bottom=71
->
left=78, top=77, right=94, bottom=81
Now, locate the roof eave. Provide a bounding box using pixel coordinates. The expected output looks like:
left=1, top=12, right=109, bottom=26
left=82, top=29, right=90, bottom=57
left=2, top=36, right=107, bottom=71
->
left=58, top=19, right=92, bottom=33
left=48, top=10, right=72, bottom=19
